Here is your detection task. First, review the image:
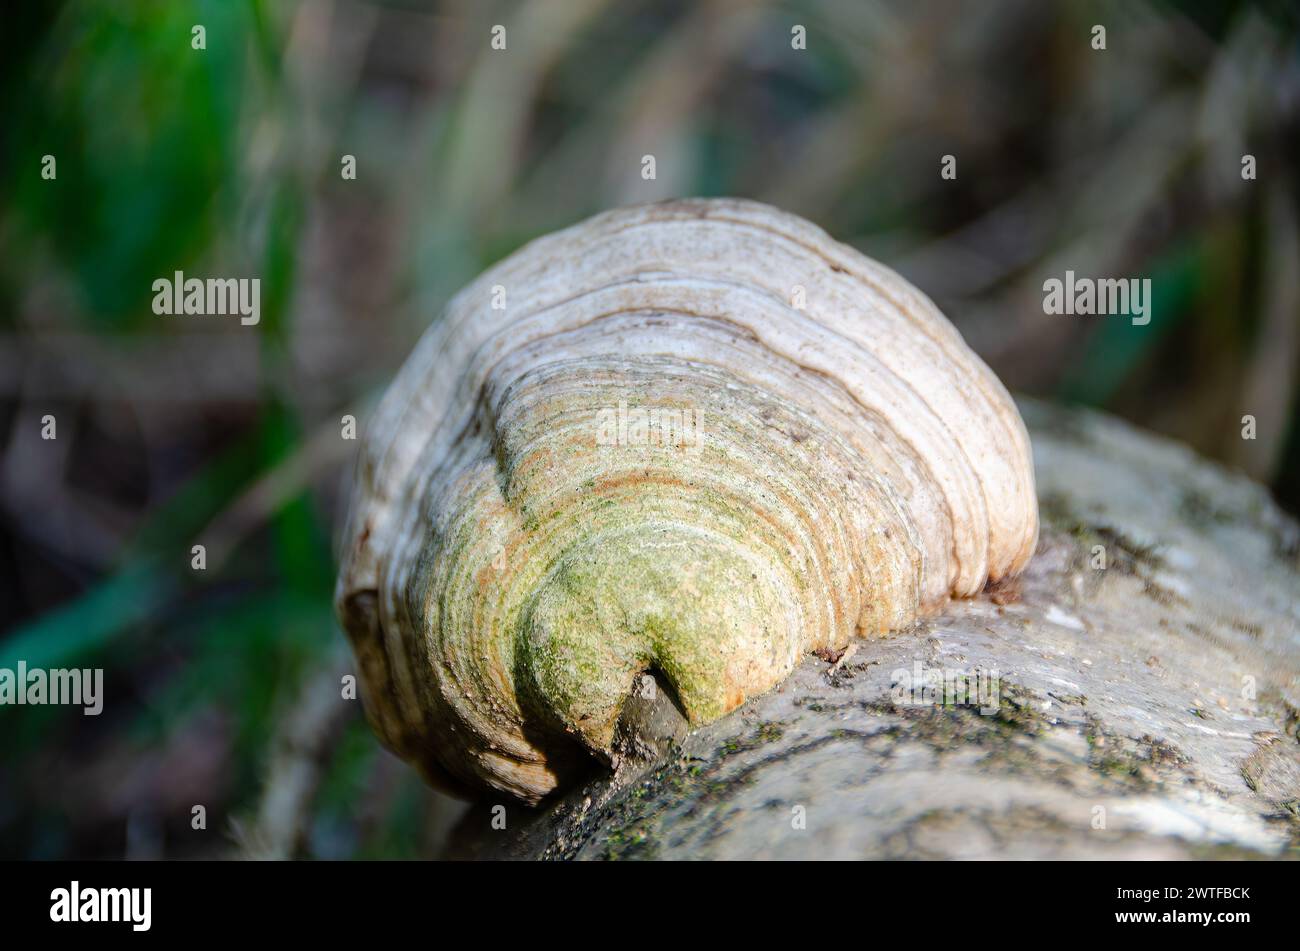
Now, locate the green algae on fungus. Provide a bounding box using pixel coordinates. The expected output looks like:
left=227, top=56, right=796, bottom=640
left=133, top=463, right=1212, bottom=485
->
left=335, top=199, right=1039, bottom=803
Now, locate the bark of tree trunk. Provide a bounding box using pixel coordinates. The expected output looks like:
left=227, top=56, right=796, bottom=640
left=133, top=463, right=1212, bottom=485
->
left=449, top=400, right=1300, bottom=859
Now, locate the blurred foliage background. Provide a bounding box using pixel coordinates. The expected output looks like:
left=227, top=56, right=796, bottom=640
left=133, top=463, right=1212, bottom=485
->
left=1, top=0, right=1298, bottom=859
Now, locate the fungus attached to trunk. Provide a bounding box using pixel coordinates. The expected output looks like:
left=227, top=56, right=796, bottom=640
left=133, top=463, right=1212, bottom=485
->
left=335, top=198, right=1039, bottom=803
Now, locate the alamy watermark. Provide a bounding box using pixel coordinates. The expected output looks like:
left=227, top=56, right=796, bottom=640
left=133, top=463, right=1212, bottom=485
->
left=596, top=399, right=703, bottom=451
left=1043, top=270, right=1151, bottom=326
left=1, top=662, right=103, bottom=715
left=890, top=661, right=1000, bottom=715
left=50, top=881, right=150, bottom=931
left=152, top=271, right=260, bottom=326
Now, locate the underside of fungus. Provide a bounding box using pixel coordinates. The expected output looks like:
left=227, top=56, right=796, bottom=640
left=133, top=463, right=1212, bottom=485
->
left=336, top=198, right=1039, bottom=803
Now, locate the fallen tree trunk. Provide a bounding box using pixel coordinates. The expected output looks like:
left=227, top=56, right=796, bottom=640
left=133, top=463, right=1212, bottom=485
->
left=449, top=400, right=1300, bottom=859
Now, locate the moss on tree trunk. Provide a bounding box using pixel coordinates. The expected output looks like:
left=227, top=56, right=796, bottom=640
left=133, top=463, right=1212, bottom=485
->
left=449, top=400, right=1300, bottom=859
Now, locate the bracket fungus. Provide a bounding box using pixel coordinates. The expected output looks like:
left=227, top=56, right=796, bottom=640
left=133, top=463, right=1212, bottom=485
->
left=336, top=198, right=1039, bottom=803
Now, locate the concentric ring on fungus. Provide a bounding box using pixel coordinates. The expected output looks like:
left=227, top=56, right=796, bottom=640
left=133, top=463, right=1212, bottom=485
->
left=336, top=198, right=1038, bottom=803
